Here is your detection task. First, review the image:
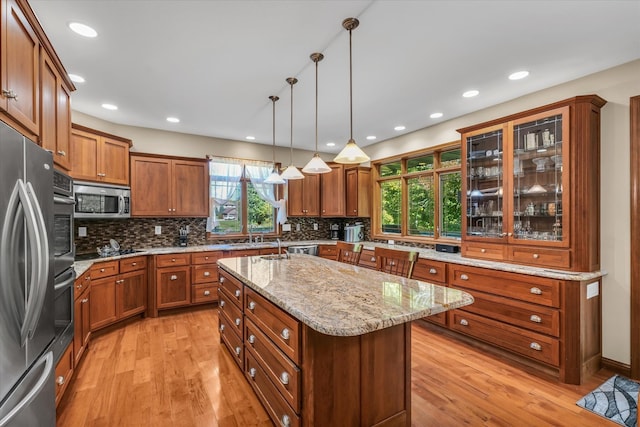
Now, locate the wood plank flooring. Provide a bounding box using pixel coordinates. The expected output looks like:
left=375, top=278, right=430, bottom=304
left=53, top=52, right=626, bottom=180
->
left=56, top=307, right=613, bottom=426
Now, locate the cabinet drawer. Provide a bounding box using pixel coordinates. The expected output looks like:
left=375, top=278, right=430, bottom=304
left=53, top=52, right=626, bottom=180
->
left=218, top=290, right=243, bottom=336
left=245, top=351, right=301, bottom=427
left=245, top=318, right=301, bottom=412
left=54, top=343, right=73, bottom=406
left=192, top=283, right=217, bottom=304
left=423, top=312, right=447, bottom=327
left=461, top=242, right=506, bottom=261
left=412, top=259, right=447, bottom=283
left=192, top=264, right=219, bottom=284
left=223, top=249, right=260, bottom=258
left=453, top=288, right=560, bottom=337
left=358, top=249, right=377, bottom=269
left=219, top=315, right=243, bottom=370
left=74, top=270, right=91, bottom=299
left=450, top=265, right=560, bottom=308
left=318, top=245, right=338, bottom=259
left=191, top=251, right=222, bottom=265
left=509, top=247, right=571, bottom=269
left=449, top=310, right=559, bottom=367
left=156, top=253, right=190, bottom=267
left=119, top=256, right=147, bottom=273
left=90, top=260, right=118, bottom=279
left=219, top=269, right=243, bottom=308
left=244, top=288, right=301, bottom=365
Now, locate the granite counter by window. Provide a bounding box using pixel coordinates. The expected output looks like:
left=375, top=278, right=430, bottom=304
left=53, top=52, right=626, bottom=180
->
left=217, top=254, right=474, bottom=336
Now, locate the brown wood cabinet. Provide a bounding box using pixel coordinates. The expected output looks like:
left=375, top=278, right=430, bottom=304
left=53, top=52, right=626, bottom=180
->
left=318, top=244, right=338, bottom=260
left=191, top=251, right=221, bottom=305
left=287, top=173, right=320, bottom=216
left=54, top=342, right=73, bottom=407
left=39, top=48, right=71, bottom=170
left=345, top=167, right=371, bottom=217
left=458, top=95, right=606, bottom=271
left=156, top=265, right=191, bottom=309
left=89, top=274, right=117, bottom=330
left=130, top=153, right=209, bottom=217
left=69, top=124, right=131, bottom=185
left=320, top=163, right=345, bottom=217
left=412, top=258, right=448, bottom=326
left=73, top=270, right=91, bottom=366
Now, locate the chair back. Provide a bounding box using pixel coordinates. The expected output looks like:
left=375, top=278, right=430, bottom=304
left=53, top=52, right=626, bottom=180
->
left=336, top=241, right=362, bottom=265
left=374, top=247, right=418, bottom=278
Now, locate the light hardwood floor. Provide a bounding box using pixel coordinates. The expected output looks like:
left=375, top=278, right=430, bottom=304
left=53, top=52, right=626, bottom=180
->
left=56, top=307, right=612, bottom=426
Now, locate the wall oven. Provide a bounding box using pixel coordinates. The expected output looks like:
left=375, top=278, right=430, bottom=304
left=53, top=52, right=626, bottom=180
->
left=73, top=181, right=130, bottom=219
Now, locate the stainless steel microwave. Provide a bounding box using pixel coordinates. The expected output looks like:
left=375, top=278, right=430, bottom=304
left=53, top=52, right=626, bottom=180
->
left=73, top=181, right=130, bottom=219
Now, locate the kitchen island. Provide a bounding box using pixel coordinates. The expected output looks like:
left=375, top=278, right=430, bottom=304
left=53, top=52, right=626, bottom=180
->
left=217, top=254, right=474, bottom=427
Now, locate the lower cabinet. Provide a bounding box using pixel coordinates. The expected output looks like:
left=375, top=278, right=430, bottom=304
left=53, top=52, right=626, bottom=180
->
left=54, top=344, right=74, bottom=407
left=412, top=258, right=448, bottom=327
left=318, top=244, right=338, bottom=260
left=73, top=280, right=91, bottom=366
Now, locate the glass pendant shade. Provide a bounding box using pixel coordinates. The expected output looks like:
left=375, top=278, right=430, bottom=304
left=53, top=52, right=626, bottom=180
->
left=303, top=154, right=332, bottom=173
left=281, top=164, right=305, bottom=180
left=265, top=170, right=285, bottom=184
left=334, top=139, right=370, bottom=164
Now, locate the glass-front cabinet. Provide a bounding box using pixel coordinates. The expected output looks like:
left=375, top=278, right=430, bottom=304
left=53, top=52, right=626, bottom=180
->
left=459, top=96, right=606, bottom=271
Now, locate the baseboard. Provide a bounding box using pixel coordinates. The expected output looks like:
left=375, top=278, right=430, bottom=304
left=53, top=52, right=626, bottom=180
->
left=601, top=357, right=632, bottom=377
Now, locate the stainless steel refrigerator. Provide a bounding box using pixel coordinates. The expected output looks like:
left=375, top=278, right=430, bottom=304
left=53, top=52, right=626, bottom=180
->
left=0, top=121, right=56, bottom=426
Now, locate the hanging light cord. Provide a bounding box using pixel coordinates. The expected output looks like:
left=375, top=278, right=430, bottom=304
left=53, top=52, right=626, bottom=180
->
left=290, top=80, right=294, bottom=163
left=315, top=56, right=319, bottom=154
left=348, top=25, right=353, bottom=142
left=269, top=95, right=278, bottom=169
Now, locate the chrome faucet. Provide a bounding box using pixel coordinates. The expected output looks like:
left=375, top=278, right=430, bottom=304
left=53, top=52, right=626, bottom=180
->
left=277, top=238, right=281, bottom=255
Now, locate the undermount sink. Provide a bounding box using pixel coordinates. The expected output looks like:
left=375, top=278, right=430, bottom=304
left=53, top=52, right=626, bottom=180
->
left=259, top=254, right=289, bottom=260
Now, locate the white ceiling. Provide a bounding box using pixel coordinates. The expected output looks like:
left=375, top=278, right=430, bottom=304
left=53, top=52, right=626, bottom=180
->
left=30, top=1, right=640, bottom=154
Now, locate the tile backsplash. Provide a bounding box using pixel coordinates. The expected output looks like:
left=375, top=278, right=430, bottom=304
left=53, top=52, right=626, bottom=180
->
left=75, top=217, right=371, bottom=254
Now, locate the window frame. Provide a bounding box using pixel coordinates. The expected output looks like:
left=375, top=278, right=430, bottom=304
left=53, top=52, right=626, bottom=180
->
left=372, top=141, right=461, bottom=244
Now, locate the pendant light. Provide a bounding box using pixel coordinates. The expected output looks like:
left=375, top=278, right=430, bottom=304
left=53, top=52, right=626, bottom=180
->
left=302, top=52, right=332, bottom=174
left=264, top=95, right=286, bottom=185
left=280, top=77, right=305, bottom=180
left=334, top=17, right=370, bottom=165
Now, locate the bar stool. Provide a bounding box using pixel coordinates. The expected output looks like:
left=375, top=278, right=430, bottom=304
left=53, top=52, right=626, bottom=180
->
left=374, top=247, right=418, bottom=278
left=336, top=241, right=362, bottom=265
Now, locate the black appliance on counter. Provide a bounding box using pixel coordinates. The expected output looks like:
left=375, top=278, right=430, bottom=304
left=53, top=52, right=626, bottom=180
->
left=330, top=223, right=343, bottom=240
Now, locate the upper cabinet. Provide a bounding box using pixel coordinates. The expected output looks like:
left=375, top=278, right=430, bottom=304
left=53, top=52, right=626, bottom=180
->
left=320, top=163, right=345, bottom=217
left=69, top=124, right=131, bottom=186
left=130, top=153, right=209, bottom=217
left=459, top=95, right=606, bottom=271
left=346, top=167, right=371, bottom=218
left=287, top=173, right=320, bottom=217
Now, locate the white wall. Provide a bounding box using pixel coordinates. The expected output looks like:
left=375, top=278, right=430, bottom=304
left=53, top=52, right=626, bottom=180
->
left=365, top=59, right=640, bottom=364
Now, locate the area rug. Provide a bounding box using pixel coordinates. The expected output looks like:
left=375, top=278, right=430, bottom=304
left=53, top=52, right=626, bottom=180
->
left=576, top=375, right=639, bottom=426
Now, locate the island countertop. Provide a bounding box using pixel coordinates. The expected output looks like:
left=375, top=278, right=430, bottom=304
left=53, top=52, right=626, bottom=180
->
left=217, top=254, right=474, bottom=337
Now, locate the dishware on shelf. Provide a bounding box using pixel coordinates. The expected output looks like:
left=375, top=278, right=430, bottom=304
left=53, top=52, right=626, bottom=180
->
left=551, top=154, right=562, bottom=169
left=524, top=132, right=538, bottom=151
left=532, top=157, right=548, bottom=172
left=542, top=129, right=554, bottom=147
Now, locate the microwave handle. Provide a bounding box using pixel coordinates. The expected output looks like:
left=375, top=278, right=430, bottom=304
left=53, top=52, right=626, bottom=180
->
left=118, top=195, right=124, bottom=214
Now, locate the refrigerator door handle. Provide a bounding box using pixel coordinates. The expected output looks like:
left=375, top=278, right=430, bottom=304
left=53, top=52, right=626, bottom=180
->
left=0, top=352, right=53, bottom=427
left=22, top=181, right=50, bottom=342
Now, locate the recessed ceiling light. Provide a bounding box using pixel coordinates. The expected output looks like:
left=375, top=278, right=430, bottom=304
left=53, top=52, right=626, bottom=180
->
left=326, top=142, right=335, bottom=147
left=394, top=125, right=406, bottom=131
left=509, top=70, right=530, bottom=80
left=69, top=22, right=97, bottom=38
left=166, top=117, right=180, bottom=123
left=68, top=74, right=85, bottom=83
left=430, top=112, right=443, bottom=119
left=245, top=136, right=255, bottom=140
left=366, top=136, right=376, bottom=141
left=101, top=103, right=118, bottom=110
left=463, top=90, right=479, bottom=98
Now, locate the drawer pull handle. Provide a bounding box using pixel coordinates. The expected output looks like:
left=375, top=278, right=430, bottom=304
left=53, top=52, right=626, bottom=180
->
left=248, top=301, right=256, bottom=311
left=235, top=289, right=241, bottom=298
left=85, top=276, right=90, bottom=281
left=279, top=372, right=290, bottom=385
left=460, top=319, right=469, bottom=326
left=371, top=257, right=376, bottom=262
left=530, top=342, right=542, bottom=351
left=235, top=318, right=241, bottom=326
left=100, top=268, right=105, bottom=273
left=248, top=334, right=255, bottom=344
left=76, top=284, right=82, bottom=289
left=3, top=89, right=18, bottom=100
left=235, top=346, right=241, bottom=356
left=532, top=253, right=540, bottom=259
left=220, top=277, right=225, bottom=283
left=171, top=258, right=176, bottom=262
left=170, top=275, right=177, bottom=281
left=131, top=262, right=137, bottom=266
left=204, top=271, right=210, bottom=277
left=530, top=315, right=542, bottom=323
left=219, top=324, right=225, bottom=332
left=204, top=290, right=211, bottom=296
left=56, top=376, right=65, bottom=386
left=281, top=328, right=290, bottom=340
left=460, top=274, right=469, bottom=281
left=281, top=415, right=291, bottom=427
left=205, top=256, right=209, bottom=260
left=429, top=268, right=437, bottom=274
left=220, top=300, right=225, bottom=307
left=249, top=367, right=256, bottom=378
left=530, top=287, right=542, bottom=295
left=82, top=298, right=88, bottom=304
left=480, top=248, right=486, bottom=253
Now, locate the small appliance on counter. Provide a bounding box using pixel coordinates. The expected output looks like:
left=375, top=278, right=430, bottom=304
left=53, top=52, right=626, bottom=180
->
left=343, top=223, right=364, bottom=242
left=330, top=223, right=342, bottom=240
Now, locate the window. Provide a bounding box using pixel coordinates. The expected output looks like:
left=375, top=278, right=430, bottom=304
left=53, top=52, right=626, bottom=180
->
left=374, top=142, right=461, bottom=242
left=208, top=158, right=281, bottom=237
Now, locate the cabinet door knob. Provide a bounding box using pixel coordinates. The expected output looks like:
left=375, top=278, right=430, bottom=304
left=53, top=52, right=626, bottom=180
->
left=249, top=367, right=256, bottom=378
left=459, top=319, right=469, bottom=326
left=220, top=324, right=225, bottom=332
left=508, top=232, right=513, bottom=237
left=219, top=300, right=225, bottom=307
left=234, top=346, right=241, bottom=356
left=248, top=301, right=256, bottom=311
left=76, top=284, right=82, bottom=290
left=205, top=256, right=209, bottom=260
left=204, top=271, right=210, bottom=277
left=56, top=150, right=66, bottom=156
left=460, top=274, right=469, bottom=281
left=56, top=376, right=65, bottom=386
left=235, top=318, right=241, bottom=326
left=131, top=262, right=137, bottom=266
left=171, top=258, right=176, bottom=262
left=281, top=415, right=291, bottom=427
left=220, top=277, right=225, bottom=283
left=170, top=275, right=177, bottom=281
left=235, top=289, right=241, bottom=298
left=280, top=328, right=290, bottom=340
left=530, top=342, right=542, bottom=351
left=530, top=315, right=542, bottom=323
left=530, top=287, right=542, bottom=295
left=248, top=334, right=255, bottom=344
left=204, top=290, right=211, bottom=296
left=85, top=276, right=91, bottom=281
left=532, top=253, right=540, bottom=259
left=2, top=89, right=18, bottom=100
left=429, top=268, right=437, bottom=274
left=480, top=248, right=486, bottom=253
left=370, top=257, right=376, bottom=262
left=82, top=298, right=88, bottom=304
left=100, top=268, right=105, bottom=273
left=279, top=372, right=290, bottom=385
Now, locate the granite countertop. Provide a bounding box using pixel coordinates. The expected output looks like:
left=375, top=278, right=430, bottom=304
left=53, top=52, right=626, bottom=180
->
left=217, top=254, right=474, bottom=337
left=73, top=239, right=607, bottom=281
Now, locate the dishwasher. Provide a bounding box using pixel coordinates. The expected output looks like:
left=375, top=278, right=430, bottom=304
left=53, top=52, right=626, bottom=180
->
left=287, top=245, right=319, bottom=256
